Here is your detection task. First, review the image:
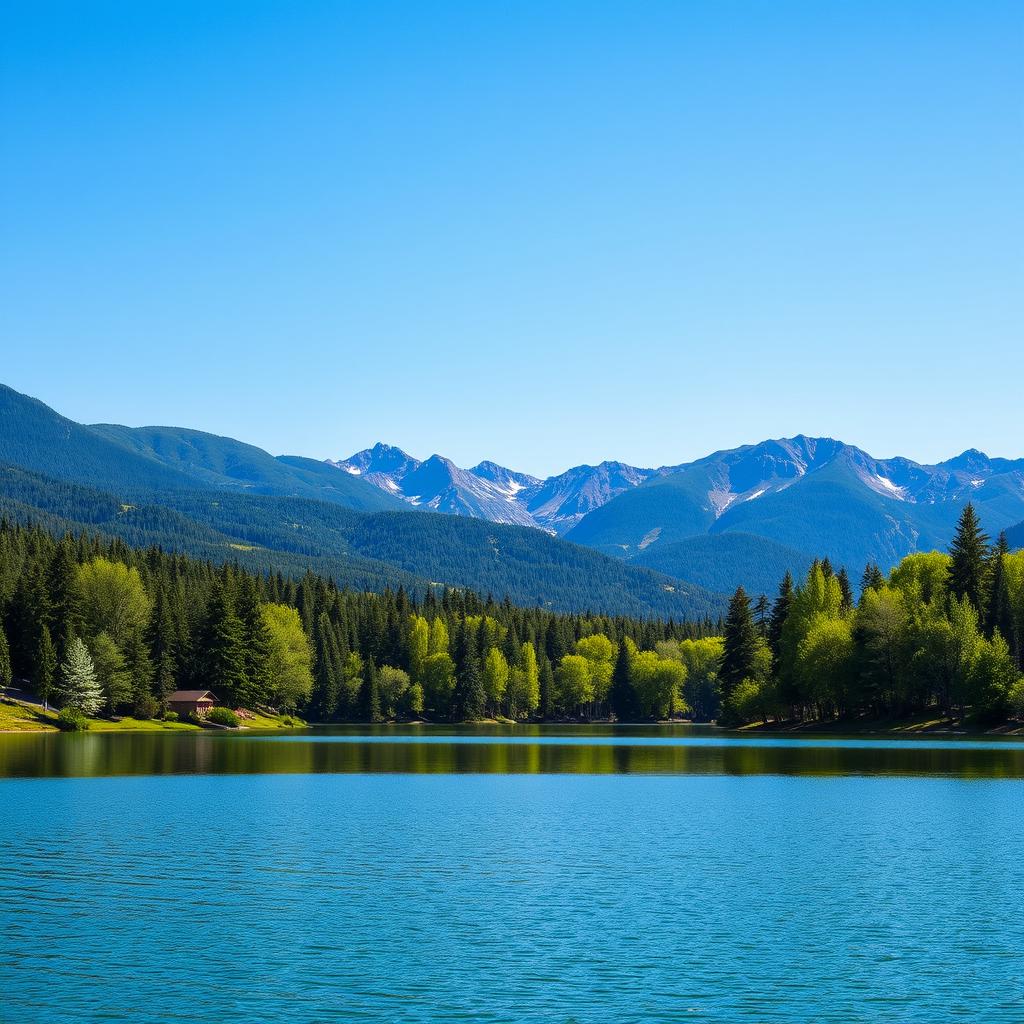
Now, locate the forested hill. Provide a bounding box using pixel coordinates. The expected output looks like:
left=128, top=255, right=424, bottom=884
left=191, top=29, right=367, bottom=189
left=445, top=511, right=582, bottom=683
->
left=0, top=463, right=726, bottom=620
left=0, top=383, right=402, bottom=512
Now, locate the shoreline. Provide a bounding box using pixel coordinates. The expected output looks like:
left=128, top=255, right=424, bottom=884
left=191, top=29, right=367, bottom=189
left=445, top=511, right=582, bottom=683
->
left=4, top=701, right=1022, bottom=738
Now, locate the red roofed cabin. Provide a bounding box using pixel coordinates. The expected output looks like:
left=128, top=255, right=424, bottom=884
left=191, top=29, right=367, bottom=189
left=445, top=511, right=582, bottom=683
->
left=167, top=690, right=218, bottom=718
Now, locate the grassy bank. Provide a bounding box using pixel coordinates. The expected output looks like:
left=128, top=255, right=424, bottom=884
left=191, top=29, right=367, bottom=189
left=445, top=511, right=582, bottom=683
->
left=0, top=698, right=304, bottom=734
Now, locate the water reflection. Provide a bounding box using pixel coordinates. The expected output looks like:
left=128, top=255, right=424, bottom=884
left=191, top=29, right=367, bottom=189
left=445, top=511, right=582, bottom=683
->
left=2, top=726, right=1024, bottom=779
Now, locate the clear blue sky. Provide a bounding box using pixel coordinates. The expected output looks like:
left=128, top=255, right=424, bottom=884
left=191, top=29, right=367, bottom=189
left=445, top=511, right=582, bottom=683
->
left=2, top=1, right=1021, bottom=476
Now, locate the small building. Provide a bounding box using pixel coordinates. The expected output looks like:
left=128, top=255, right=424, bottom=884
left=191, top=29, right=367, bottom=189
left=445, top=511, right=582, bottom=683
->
left=166, top=690, right=218, bottom=718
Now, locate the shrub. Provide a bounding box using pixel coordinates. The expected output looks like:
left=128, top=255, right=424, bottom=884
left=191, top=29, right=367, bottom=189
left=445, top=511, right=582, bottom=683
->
left=206, top=707, right=240, bottom=728
left=162, top=710, right=179, bottom=722
left=133, top=694, right=160, bottom=720
left=56, top=707, right=89, bottom=732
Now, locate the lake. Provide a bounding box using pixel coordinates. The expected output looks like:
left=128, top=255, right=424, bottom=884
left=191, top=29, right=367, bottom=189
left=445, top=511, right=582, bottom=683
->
left=2, top=727, right=1023, bottom=1022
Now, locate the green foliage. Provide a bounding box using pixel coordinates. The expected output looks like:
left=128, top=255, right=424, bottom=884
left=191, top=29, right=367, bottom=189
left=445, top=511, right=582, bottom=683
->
left=261, top=603, right=313, bottom=710
left=720, top=587, right=758, bottom=707
left=8, top=503, right=1017, bottom=729
left=57, top=636, right=103, bottom=715
left=947, top=503, right=989, bottom=612
left=89, top=631, right=132, bottom=715
left=56, top=707, right=89, bottom=731
left=206, top=707, right=241, bottom=727
left=76, top=557, right=152, bottom=648
left=377, top=666, right=410, bottom=718
left=0, top=620, right=11, bottom=691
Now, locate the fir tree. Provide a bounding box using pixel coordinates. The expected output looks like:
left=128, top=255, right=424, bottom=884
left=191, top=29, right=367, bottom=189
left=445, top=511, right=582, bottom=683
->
left=202, top=581, right=247, bottom=707
left=147, top=585, right=178, bottom=701
left=861, top=563, right=885, bottom=593
left=457, top=635, right=487, bottom=722
left=360, top=657, right=382, bottom=722
left=753, top=594, right=770, bottom=637
left=947, top=503, right=990, bottom=612
left=768, top=571, right=794, bottom=668
left=312, top=613, right=341, bottom=720
left=57, top=636, right=103, bottom=715
left=538, top=656, right=554, bottom=719
left=986, top=533, right=1017, bottom=658
left=236, top=576, right=272, bottom=708
left=720, top=587, right=757, bottom=702
left=0, top=621, right=11, bottom=693
left=34, top=624, right=57, bottom=709
left=609, top=640, right=640, bottom=722
left=837, top=567, right=853, bottom=613
left=48, top=537, right=83, bottom=658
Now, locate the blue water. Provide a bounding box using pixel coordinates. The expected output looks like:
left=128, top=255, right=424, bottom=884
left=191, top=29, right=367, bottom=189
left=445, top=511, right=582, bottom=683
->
left=2, top=732, right=1023, bottom=1022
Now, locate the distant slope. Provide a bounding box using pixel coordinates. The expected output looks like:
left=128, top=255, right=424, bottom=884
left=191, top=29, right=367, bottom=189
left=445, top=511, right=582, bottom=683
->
left=633, top=533, right=814, bottom=597
left=340, top=511, right=725, bottom=619
left=567, top=436, right=1024, bottom=574
left=0, top=383, right=202, bottom=493
left=90, top=424, right=403, bottom=511
left=0, top=383, right=401, bottom=513
left=1007, top=521, right=1024, bottom=550
left=0, top=463, right=419, bottom=593
left=0, top=461, right=726, bottom=619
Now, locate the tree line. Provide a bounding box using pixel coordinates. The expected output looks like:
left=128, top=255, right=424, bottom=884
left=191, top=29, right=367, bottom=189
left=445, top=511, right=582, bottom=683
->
left=715, top=504, right=1024, bottom=725
left=2, top=505, right=1021, bottom=726
left=0, top=519, right=715, bottom=722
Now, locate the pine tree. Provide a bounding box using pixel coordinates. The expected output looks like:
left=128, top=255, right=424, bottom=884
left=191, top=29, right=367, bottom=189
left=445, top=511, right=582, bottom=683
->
left=453, top=624, right=486, bottom=721
left=538, top=656, right=554, bottom=720
left=768, top=571, right=794, bottom=668
left=720, top=587, right=757, bottom=703
left=34, top=624, right=57, bottom=709
left=123, top=630, right=155, bottom=714
left=147, top=585, right=178, bottom=701
left=753, top=594, right=770, bottom=637
left=861, top=563, right=885, bottom=593
left=312, top=613, right=340, bottom=719
left=985, top=533, right=1017, bottom=658
left=57, top=636, right=103, bottom=715
left=609, top=639, right=640, bottom=722
left=837, top=567, right=853, bottom=612
left=0, top=621, right=11, bottom=693
left=359, top=658, right=382, bottom=722
left=948, top=503, right=990, bottom=613
left=236, top=576, right=272, bottom=709
left=48, top=537, right=83, bottom=659
left=202, top=581, right=247, bottom=707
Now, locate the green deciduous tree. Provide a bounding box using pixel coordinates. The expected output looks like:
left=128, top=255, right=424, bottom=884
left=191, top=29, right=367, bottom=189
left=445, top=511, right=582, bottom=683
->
left=76, top=557, right=151, bottom=648
left=89, top=631, right=132, bottom=715
left=262, top=603, right=314, bottom=710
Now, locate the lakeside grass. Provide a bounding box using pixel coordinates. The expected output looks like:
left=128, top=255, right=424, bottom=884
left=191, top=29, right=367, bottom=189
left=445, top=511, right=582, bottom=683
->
left=0, top=698, right=304, bottom=734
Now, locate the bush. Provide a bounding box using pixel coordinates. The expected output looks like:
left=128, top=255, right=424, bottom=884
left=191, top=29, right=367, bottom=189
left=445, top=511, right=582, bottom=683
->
left=56, top=707, right=89, bottom=732
left=133, top=694, right=160, bottom=721
left=162, top=710, right=179, bottom=722
left=206, top=707, right=240, bottom=728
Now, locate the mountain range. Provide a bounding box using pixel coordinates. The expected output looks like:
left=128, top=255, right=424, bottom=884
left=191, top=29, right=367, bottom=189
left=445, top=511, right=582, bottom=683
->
left=0, top=384, right=721, bottom=619
left=331, top=444, right=655, bottom=533
left=334, top=435, right=1024, bottom=590
left=1, top=382, right=1022, bottom=611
